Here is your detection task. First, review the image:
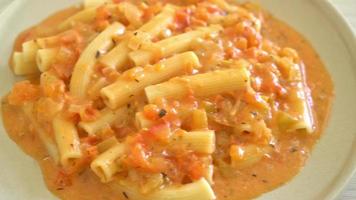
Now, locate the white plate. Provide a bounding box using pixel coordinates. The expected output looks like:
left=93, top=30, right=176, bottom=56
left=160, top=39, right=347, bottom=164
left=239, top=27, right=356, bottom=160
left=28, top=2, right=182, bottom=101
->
left=0, top=0, right=355, bottom=199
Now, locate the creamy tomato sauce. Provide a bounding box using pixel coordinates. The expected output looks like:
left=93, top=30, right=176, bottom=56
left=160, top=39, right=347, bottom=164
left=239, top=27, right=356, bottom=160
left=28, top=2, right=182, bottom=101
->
left=2, top=2, right=334, bottom=200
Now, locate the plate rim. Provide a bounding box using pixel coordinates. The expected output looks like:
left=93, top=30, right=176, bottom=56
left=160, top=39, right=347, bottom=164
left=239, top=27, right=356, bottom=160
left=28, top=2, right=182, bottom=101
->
left=311, top=0, right=356, bottom=199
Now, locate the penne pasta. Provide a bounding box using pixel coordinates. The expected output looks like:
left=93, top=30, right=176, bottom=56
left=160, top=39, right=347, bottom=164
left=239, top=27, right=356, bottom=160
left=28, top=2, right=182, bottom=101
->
left=70, top=22, right=125, bottom=98
left=129, top=25, right=222, bottom=66
left=22, top=40, right=39, bottom=64
left=118, top=178, right=216, bottom=200
left=53, top=114, right=82, bottom=166
left=229, top=144, right=265, bottom=169
left=2, top=1, right=333, bottom=199
left=101, top=52, right=200, bottom=109
left=22, top=103, right=60, bottom=164
left=13, top=40, right=41, bottom=75
left=190, top=109, right=209, bottom=131
left=36, top=35, right=59, bottom=49
left=173, top=130, right=216, bottom=154
left=91, top=143, right=125, bottom=182
left=145, top=68, right=250, bottom=103
left=99, top=40, right=131, bottom=70
left=58, top=7, right=98, bottom=30
left=208, top=0, right=239, bottom=12
left=135, top=112, right=154, bottom=129
left=118, top=2, right=143, bottom=28
left=134, top=5, right=176, bottom=39
left=97, top=136, right=119, bottom=153
left=59, top=4, right=121, bottom=31
left=99, top=5, right=176, bottom=70
left=36, top=48, right=58, bottom=72
left=79, top=107, right=128, bottom=135
left=12, top=52, right=39, bottom=75
left=286, top=84, right=314, bottom=133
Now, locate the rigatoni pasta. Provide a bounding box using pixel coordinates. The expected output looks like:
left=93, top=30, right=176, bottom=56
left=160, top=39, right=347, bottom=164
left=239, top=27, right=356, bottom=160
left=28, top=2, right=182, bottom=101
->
left=2, top=0, right=334, bottom=199
left=70, top=22, right=125, bottom=97
left=129, top=25, right=222, bottom=66
left=36, top=48, right=58, bottom=72
left=99, top=4, right=176, bottom=70
left=91, top=143, right=125, bottom=182
left=101, top=51, right=200, bottom=109
left=53, top=114, right=82, bottom=166
left=145, top=68, right=250, bottom=103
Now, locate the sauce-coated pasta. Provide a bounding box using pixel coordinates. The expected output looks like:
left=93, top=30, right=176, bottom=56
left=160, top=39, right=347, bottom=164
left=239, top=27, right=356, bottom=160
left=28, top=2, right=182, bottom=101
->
left=2, top=0, right=334, bottom=199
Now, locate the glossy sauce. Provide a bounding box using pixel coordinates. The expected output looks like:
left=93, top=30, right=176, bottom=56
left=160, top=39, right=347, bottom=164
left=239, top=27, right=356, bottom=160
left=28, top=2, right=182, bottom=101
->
left=2, top=6, right=334, bottom=200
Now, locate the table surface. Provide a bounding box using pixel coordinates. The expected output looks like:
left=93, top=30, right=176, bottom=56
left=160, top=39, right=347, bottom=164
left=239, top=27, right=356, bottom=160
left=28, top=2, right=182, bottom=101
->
left=0, top=0, right=355, bottom=199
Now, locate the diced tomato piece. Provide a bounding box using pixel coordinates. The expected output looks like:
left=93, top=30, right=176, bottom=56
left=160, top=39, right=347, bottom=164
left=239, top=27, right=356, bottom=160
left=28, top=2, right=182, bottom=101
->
left=126, top=142, right=159, bottom=173
left=8, top=81, right=40, bottom=106
left=143, top=104, right=160, bottom=120
left=96, top=6, right=111, bottom=20
left=146, top=123, right=171, bottom=143
left=59, top=30, right=83, bottom=45
left=205, top=4, right=224, bottom=15
left=175, top=8, right=191, bottom=31
left=55, top=170, right=72, bottom=188
left=187, top=157, right=204, bottom=180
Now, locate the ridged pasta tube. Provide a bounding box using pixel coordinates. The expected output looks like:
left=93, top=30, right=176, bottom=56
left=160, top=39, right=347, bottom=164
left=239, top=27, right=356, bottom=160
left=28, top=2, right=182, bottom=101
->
left=79, top=107, right=128, bottom=135
left=70, top=22, right=125, bottom=98
left=36, top=48, right=58, bottom=72
left=22, top=103, right=60, bottom=164
left=13, top=52, right=38, bottom=75
left=99, top=5, right=176, bottom=70
left=59, top=7, right=97, bottom=30
left=129, top=25, right=222, bottom=66
left=101, top=52, right=200, bottom=109
left=53, top=114, right=82, bottom=166
left=173, top=130, right=216, bottom=154
left=145, top=68, right=250, bottom=103
left=91, top=143, right=125, bottom=182
left=117, top=178, right=216, bottom=200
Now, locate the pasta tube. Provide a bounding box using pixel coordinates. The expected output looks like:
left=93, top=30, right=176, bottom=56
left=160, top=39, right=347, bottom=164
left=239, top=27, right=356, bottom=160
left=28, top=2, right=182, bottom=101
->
left=79, top=107, right=128, bottom=135
left=91, top=143, right=125, bottom=182
left=70, top=22, right=125, bottom=98
left=130, top=25, right=222, bottom=66
left=118, top=2, right=143, bottom=28
left=173, top=130, right=216, bottom=154
left=22, top=40, right=39, bottom=64
left=118, top=178, right=216, bottom=200
left=59, top=4, right=120, bottom=30
left=101, top=52, right=200, bottom=109
left=36, top=35, right=59, bottom=48
left=286, top=84, right=314, bottom=133
left=13, top=40, right=41, bottom=75
left=58, top=7, right=98, bottom=30
left=190, top=109, right=209, bottom=131
left=99, top=40, right=131, bottom=70
left=135, top=5, right=176, bottom=39
left=145, top=68, right=250, bottom=103
left=99, top=5, right=176, bottom=70
left=277, top=61, right=314, bottom=133
left=13, top=52, right=38, bottom=75
left=53, top=114, right=82, bottom=166
left=229, top=144, right=264, bottom=169
left=22, top=103, right=60, bottom=164
left=36, top=48, right=58, bottom=72
left=97, top=136, right=119, bottom=153
left=135, top=112, right=154, bottom=129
